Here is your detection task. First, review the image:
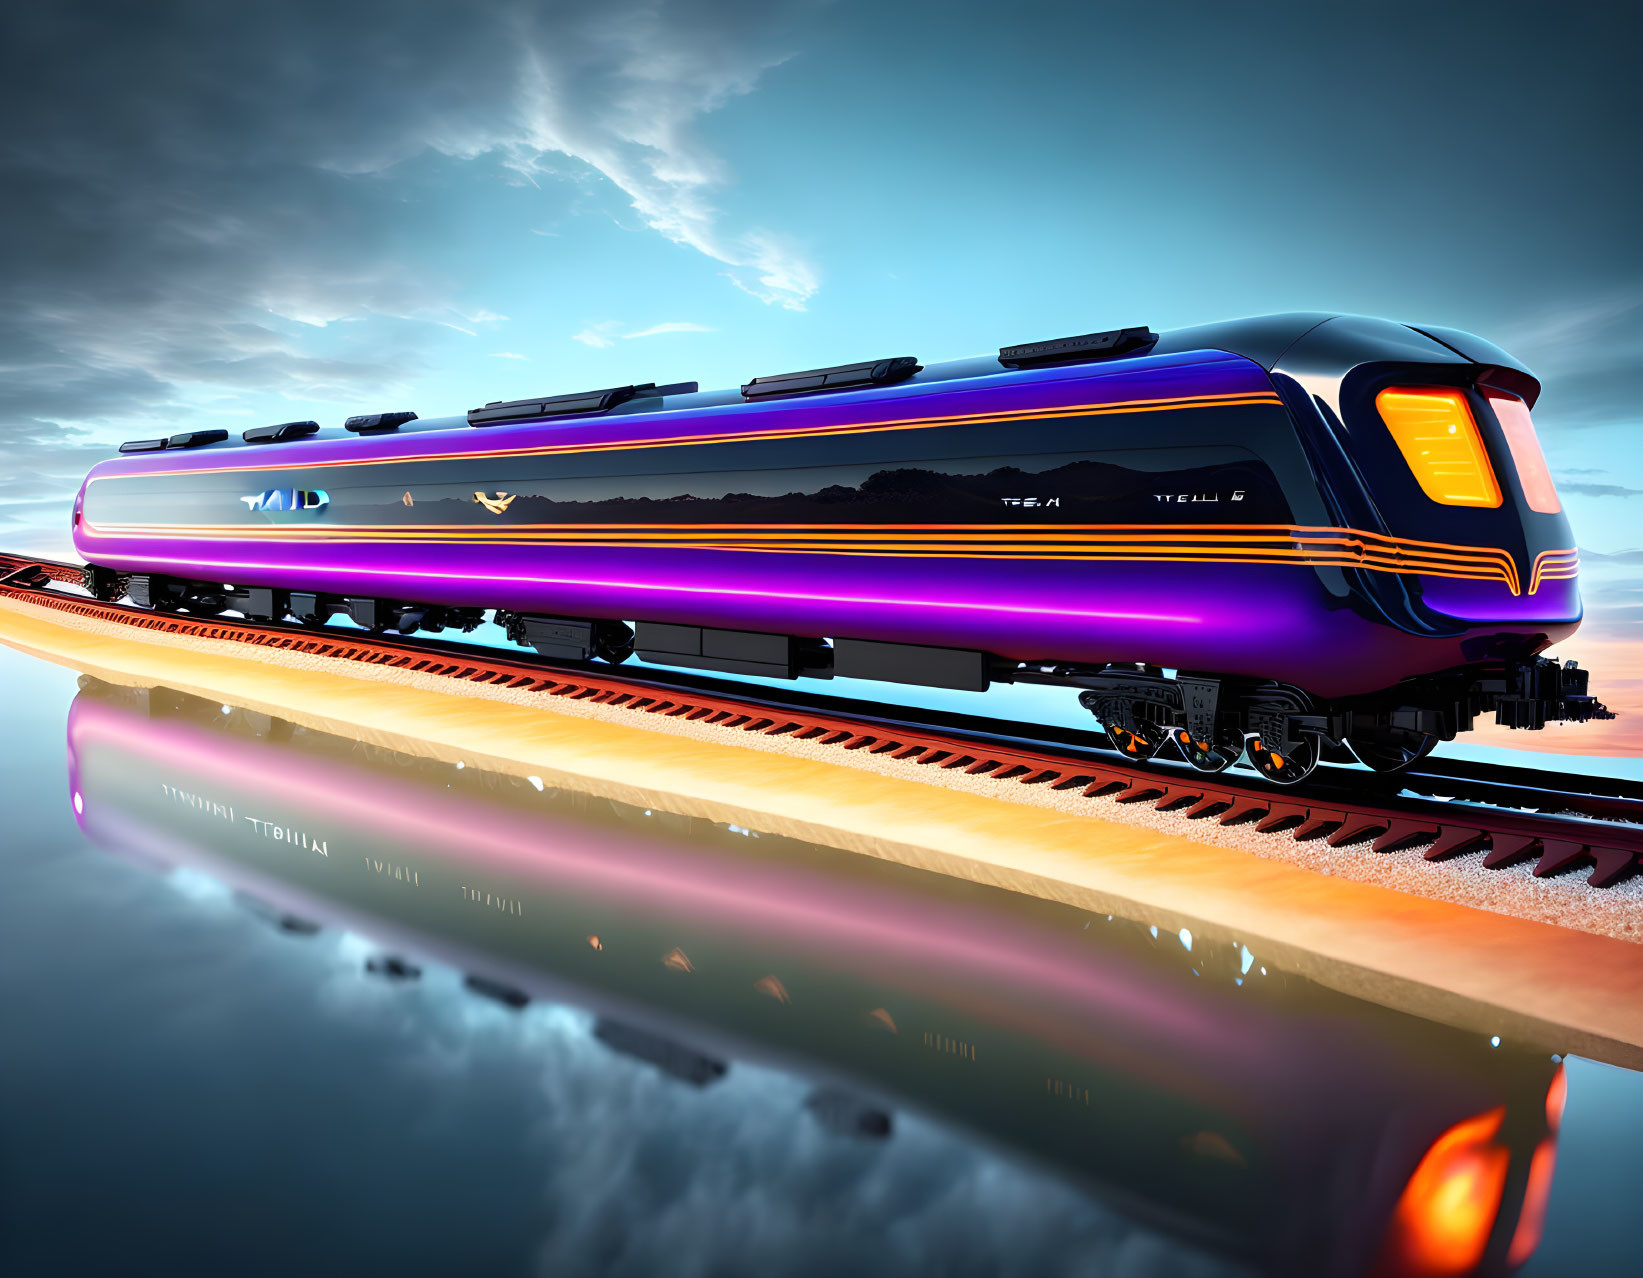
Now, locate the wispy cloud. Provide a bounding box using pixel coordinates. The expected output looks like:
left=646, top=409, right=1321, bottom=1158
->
left=488, top=351, right=531, bottom=360
left=572, top=322, right=622, bottom=349
left=574, top=320, right=716, bottom=347
left=624, top=322, right=714, bottom=340
left=495, top=5, right=822, bottom=310
left=719, top=232, right=819, bottom=312
left=1497, top=291, right=1643, bottom=432
left=1559, top=480, right=1643, bottom=499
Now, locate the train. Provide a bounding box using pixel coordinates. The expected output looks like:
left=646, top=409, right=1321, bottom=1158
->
left=70, top=312, right=1610, bottom=784
left=68, top=677, right=1566, bottom=1276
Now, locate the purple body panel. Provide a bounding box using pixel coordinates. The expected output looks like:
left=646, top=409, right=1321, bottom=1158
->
left=65, top=539, right=1579, bottom=700
left=1416, top=574, right=1581, bottom=625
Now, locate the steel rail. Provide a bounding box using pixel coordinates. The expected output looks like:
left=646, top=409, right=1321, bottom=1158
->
left=3, top=550, right=1638, bottom=888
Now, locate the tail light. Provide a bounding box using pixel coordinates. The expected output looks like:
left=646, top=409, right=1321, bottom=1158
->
left=1377, top=387, right=1503, bottom=508
left=1374, top=1107, right=1511, bottom=1276
left=1487, top=389, right=1562, bottom=514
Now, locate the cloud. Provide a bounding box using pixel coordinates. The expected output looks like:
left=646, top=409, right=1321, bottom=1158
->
left=500, top=6, right=822, bottom=311
left=1496, top=292, right=1643, bottom=433
left=720, top=231, right=821, bottom=312
left=1558, top=480, right=1643, bottom=499
left=489, top=352, right=532, bottom=361
left=575, top=320, right=715, bottom=347
left=573, top=323, right=623, bottom=349
left=624, top=322, right=715, bottom=340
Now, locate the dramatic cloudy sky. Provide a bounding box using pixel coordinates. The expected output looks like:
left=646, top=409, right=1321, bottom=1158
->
left=2, top=0, right=1639, bottom=559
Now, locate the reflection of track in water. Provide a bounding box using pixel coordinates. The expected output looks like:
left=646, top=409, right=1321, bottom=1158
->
left=66, top=678, right=1564, bottom=1277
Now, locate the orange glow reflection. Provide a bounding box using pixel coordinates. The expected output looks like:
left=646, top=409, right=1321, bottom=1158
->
left=662, top=946, right=694, bottom=973
left=1545, top=1063, right=1567, bottom=1130
left=1375, top=1107, right=1511, bottom=1276
left=1506, top=1139, right=1558, bottom=1266
left=1506, top=1065, right=1567, bottom=1267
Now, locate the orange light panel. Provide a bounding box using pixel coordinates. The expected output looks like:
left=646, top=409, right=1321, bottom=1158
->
left=1374, top=1106, right=1511, bottom=1277
left=1377, top=387, right=1503, bottom=508
left=1488, top=390, right=1562, bottom=514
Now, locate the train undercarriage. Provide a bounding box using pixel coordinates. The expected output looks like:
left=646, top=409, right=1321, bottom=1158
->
left=86, top=566, right=1611, bottom=787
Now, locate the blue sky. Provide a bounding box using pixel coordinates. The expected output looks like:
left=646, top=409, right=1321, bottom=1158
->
left=2, top=0, right=1639, bottom=557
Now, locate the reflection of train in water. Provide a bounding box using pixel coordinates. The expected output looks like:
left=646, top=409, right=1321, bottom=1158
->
left=71, top=314, right=1607, bottom=784
left=68, top=678, right=1564, bottom=1276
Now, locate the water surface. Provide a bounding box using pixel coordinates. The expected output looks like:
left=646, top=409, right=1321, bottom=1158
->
left=2, top=638, right=1640, bottom=1278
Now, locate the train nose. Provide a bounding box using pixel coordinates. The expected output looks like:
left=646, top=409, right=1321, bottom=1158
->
left=1374, top=383, right=1580, bottom=627
left=1418, top=571, right=1582, bottom=628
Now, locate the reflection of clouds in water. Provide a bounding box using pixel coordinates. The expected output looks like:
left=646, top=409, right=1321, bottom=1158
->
left=165, top=866, right=238, bottom=906
left=298, top=924, right=1239, bottom=1277
left=523, top=1025, right=1236, bottom=1278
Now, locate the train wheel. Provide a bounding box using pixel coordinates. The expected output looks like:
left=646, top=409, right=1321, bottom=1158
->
left=1105, top=720, right=1166, bottom=761
left=1348, top=727, right=1437, bottom=773
left=1169, top=726, right=1243, bottom=773
left=1246, top=734, right=1319, bottom=785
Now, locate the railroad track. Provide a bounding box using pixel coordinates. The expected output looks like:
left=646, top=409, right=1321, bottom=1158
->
left=4, top=550, right=1640, bottom=889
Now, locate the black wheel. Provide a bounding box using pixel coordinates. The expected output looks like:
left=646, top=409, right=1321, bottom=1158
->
left=1348, top=727, right=1437, bottom=773
left=1105, top=719, right=1166, bottom=760
left=1246, top=733, right=1319, bottom=785
left=1169, top=726, right=1244, bottom=773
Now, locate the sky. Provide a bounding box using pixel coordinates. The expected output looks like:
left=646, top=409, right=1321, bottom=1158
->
left=1, top=1, right=1640, bottom=635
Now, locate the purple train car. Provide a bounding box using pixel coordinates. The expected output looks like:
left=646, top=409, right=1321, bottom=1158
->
left=71, top=313, right=1607, bottom=783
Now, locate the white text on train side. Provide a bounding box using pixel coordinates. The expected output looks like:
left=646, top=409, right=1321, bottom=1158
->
left=240, top=488, right=329, bottom=512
